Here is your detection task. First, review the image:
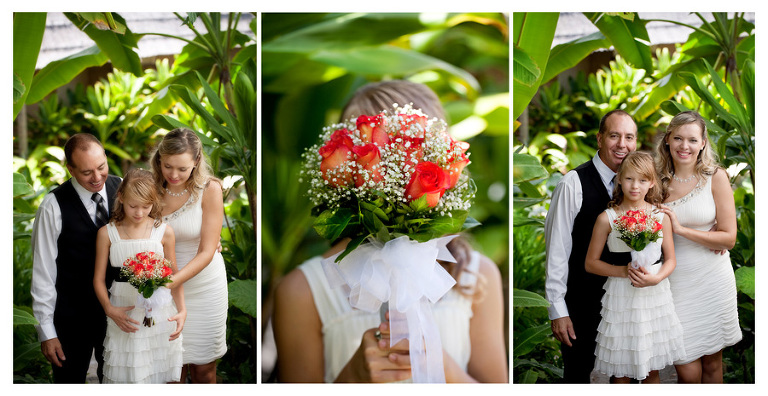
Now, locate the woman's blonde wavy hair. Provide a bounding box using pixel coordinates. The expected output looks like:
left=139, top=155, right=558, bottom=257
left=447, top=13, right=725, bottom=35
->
left=150, top=128, right=220, bottom=200
left=609, top=151, right=663, bottom=209
left=655, top=111, right=719, bottom=200
left=112, top=168, right=163, bottom=227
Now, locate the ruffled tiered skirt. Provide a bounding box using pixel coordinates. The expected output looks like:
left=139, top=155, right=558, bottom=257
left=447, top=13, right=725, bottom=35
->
left=594, top=274, right=686, bottom=380
left=103, top=282, right=183, bottom=383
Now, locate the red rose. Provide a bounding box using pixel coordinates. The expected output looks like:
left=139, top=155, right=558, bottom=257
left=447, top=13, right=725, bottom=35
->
left=352, top=144, right=384, bottom=187
left=652, top=220, right=663, bottom=233
left=397, top=113, right=428, bottom=138
left=162, top=266, right=172, bottom=277
left=405, top=161, right=450, bottom=207
left=319, top=128, right=354, bottom=187
left=446, top=137, right=470, bottom=188
left=357, top=114, right=390, bottom=147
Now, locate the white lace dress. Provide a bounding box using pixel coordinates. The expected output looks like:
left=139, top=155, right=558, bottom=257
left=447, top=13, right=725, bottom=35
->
left=593, top=207, right=686, bottom=380
left=665, top=176, right=742, bottom=364
left=163, top=189, right=228, bottom=365
left=103, top=222, right=183, bottom=383
left=298, top=251, right=480, bottom=383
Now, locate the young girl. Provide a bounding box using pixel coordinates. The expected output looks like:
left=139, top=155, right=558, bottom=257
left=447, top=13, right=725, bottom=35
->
left=585, top=151, right=685, bottom=383
left=93, top=168, right=186, bottom=383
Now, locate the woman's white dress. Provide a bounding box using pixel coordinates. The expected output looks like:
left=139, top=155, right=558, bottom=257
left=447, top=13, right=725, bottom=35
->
left=299, top=251, right=480, bottom=383
left=665, top=175, right=742, bottom=364
left=593, top=208, right=686, bottom=380
left=163, top=188, right=228, bottom=365
left=103, top=222, right=183, bottom=383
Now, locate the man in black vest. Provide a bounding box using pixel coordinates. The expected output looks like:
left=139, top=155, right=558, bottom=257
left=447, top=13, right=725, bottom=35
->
left=544, top=110, right=638, bottom=383
left=31, top=133, right=123, bottom=383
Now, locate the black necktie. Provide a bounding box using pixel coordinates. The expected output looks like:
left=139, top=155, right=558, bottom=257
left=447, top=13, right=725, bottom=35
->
left=91, top=193, right=109, bottom=227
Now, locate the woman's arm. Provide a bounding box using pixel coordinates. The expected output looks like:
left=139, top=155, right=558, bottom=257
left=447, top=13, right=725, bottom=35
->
left=661, top=169, right=737, bottom=250
left=629, top=214, right=677, bottom=287
left=168, top=181, right=224, bottom=288
left=93, top=226, right=138, bottom=333
left=163, top=224, right=185, bottom=340
left=585, top=212, right=629, bottom=278
left=460, top=255, right=508, bottom=383
left=273, top=269, right=325, bottom=382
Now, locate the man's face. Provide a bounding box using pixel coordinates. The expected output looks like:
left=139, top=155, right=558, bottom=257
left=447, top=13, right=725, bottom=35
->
left=67, top=143, right=109, bottom=193
left=597, top=114, right=638, bottom=172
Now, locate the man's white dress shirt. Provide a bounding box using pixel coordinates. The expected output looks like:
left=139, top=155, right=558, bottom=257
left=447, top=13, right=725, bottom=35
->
left=30, top=177, right=110, bottom=342
left=544, top=154, right=616, bottom=320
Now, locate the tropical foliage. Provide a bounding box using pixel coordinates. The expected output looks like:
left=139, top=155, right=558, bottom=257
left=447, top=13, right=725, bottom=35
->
left=13, top=12, right=256, bottom=383
left=260, top=12, right=509, bottom=380
left=513, top=12, right=754, bottom=383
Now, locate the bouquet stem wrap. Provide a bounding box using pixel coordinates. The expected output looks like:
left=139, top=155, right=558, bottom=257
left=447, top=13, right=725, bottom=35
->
left=321, top=235, right=458, bottom=383
left=630, top=240, right=662, bottom=275
left=135, top=287, right=172, bottom=327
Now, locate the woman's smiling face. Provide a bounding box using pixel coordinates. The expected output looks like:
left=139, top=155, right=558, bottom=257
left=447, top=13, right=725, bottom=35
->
left=160, top=152, right=196, bottom=188
left=666, top=123, right=705, bottom=167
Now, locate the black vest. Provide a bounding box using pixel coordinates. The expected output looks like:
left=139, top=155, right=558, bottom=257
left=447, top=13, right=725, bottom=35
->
left=564, top=161, right=632, bottom=309
left=52, top=175, right=121, bottom=321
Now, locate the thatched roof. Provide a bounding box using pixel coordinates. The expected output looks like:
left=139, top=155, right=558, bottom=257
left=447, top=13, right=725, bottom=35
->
left=553, top=12, right=755, bottom=47
left=37, top=12, right=255, bottom=69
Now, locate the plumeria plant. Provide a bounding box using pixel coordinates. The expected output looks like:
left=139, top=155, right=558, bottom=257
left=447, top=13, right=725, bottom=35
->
left=301, top=104, right=479, bottom=262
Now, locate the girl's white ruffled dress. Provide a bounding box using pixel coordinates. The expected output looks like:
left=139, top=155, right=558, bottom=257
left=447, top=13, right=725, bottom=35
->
left=593, top=207, right=686, bottom=380
left=102, top=222, right=183, bottom=383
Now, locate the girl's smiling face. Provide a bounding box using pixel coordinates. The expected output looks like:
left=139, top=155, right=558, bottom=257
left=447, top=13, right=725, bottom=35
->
left=160, top=152, right=196, bottom=188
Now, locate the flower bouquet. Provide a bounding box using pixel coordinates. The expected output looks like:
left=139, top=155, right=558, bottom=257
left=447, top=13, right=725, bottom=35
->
left=613, top=209, right=663, bottom=271
left=120, top=251, right=174, bottom=327
left=301, top=104, right=478, bottom=382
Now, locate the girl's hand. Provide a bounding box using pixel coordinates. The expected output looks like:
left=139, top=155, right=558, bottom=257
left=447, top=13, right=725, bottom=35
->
left=658, top=205, right=682, bottom=234
left=336, top=321, right=411, bottom=383
left=106, top=305, right=140, bottom=333
left=168, top=309, right=186, bottom=341
left=628, top=265, right=661, bottom=288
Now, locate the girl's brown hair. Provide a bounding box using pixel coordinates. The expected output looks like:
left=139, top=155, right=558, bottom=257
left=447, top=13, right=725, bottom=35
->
left=150, top=128, right=220, bottom=200
left=654, top=110, right=719, bottom=200
left=609, top=151, right=663, bottom=208
left=112, top=168, right=163, bottom=227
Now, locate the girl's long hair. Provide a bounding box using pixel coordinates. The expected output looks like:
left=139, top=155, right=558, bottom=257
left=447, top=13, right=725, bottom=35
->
left=111, top=168, right=163, bottom=227
left=609, top=151, right=663, bottom=209
left=654, top=110, right=719, bottom=200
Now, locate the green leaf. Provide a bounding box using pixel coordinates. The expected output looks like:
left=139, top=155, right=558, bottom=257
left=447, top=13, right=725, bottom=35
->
left=13, top=73, right=25, bottom=104
left=263, top=13, right=430, bottom=53
left=735, top=266, right=754, bottom=300
left=13, top=307, right=38, bottom=326
left=513, top=323, right=552, bottom=357
left=13, top=173, right=34, bottom=197
left=740, top=58, right=755, bottom=126
left=313, top=208, right=354, bottom=241
left=64, top=12, right=142, bottom=76
left=513, top=12, right=559, bottom=120
left=584, top=12, right=653, bottom=73
left=542, top=31, right=610, bottom=84
left=13, top=12, right=46, bottom=119
left=512, top=46, right=540, bottom=87
left=26, top=46, right=109, bottom=105
left=335, top=234, right=368, bottom=263
left=513, top=153, right=548, bottom=184
left=513, top=289, right=550, bottom=308
left=13, top=342, right=42, bottom=372
left=309, top=46, right=480, bottom=97
left=228, top=279, right=257, bottom=317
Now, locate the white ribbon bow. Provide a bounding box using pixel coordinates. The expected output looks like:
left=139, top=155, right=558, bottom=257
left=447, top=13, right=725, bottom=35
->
left=322, top=235, right=458, bottom=383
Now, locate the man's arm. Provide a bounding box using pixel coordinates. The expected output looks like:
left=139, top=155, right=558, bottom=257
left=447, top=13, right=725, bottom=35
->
left=544, top=171, right=581, bottom=320
left=30, top=193, right=61, bottom=342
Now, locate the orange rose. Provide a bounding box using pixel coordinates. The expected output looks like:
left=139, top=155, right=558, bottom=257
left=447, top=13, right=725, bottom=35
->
left=397, top=113, right=428, bottom=138
left=405, top=161, right=450, bottom=207
left=319, top=129, right=354, bottom=187
left=162, top=266, right=173, bottom=277
left=357, top=114, right=390, bottom=147
left=446, top=138, right=470, bottom=188
left=352, top=144, right=384, bottom=187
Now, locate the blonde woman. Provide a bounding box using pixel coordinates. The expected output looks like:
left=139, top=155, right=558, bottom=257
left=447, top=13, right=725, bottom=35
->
left=150, top=129, right=228, bottom=383
left=655, top=111, right=742, bottom=383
